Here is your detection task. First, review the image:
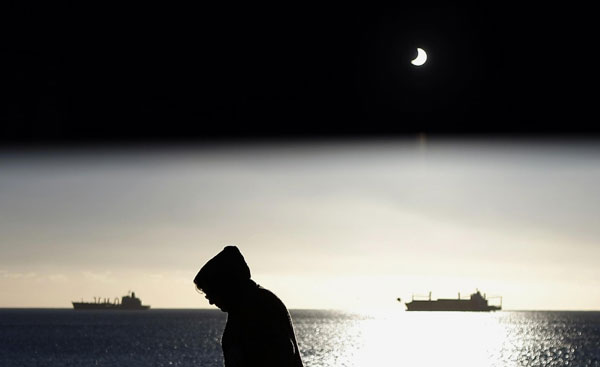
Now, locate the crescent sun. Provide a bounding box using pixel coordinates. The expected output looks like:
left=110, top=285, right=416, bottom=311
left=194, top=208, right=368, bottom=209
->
left=411, top=48, right=427, bottom=66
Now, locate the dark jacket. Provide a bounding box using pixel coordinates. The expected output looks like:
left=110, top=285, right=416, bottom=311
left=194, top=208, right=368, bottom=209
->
left=222, top=282, right=303, bottom=367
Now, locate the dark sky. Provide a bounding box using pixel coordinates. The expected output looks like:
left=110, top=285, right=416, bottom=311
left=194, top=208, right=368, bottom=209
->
left=2, top=3, right=596, bottom=144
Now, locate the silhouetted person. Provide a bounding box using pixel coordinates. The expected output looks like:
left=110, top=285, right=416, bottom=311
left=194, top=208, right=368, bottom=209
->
left=194, top=246, right=304, bottom=367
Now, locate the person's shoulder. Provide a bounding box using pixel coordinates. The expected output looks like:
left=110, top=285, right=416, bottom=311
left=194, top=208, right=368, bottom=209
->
left=250, top=285, right=289, bottom=313
left=255, top=285, right=284, bottom=304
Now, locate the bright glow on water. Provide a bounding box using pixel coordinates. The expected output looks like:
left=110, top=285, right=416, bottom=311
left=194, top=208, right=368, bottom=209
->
left=1, top=310, right=599, bottom=366
left=293, top=310, right=600, bottom=367
left=295, top=311, right=505, bottom=366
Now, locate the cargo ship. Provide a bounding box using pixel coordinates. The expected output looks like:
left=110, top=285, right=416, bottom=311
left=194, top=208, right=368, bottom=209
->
left=400, top=290, right=501, bottom=312
left=72, top=291, right=150, bottom=310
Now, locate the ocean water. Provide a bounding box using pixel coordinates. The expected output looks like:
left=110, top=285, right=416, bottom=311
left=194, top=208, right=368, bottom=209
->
left=1, top=309, right=599, bottom=366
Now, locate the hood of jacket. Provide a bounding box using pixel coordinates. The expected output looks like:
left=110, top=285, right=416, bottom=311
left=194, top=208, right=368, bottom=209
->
left=194, top=246, right=251, bottom=292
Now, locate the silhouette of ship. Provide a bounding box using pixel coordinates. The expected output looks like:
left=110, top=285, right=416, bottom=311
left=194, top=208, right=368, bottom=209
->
left=400, top=290, right=501, bottom=312
left=72, top=291, right=150, bottom=310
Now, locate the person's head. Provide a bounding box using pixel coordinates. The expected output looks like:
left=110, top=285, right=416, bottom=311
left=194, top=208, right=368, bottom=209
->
left=193, top=246, right=251, bottom=312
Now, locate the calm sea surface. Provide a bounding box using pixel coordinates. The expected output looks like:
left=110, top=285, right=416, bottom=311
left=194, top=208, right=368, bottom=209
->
left=1, top=309, right=599, bottom=366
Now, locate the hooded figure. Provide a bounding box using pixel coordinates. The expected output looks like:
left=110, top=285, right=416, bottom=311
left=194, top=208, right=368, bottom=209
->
left=194, top=246, right=304, bottom=367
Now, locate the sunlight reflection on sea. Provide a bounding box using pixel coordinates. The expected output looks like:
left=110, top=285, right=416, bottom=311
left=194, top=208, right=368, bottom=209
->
left=293, top=310, right=600, bottom=367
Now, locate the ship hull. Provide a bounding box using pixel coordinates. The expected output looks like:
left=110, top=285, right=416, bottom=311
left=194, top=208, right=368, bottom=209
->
left=406, top=300, right=500, bottom=312
left=72, top=302, right=150, bottom=310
